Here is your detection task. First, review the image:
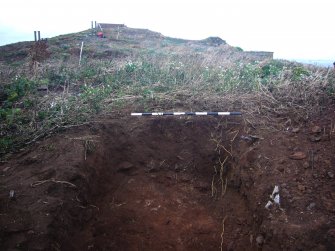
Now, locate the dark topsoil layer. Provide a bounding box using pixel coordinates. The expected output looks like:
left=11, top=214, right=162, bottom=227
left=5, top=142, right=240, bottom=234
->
left=1, top=111, right=335, bottom=251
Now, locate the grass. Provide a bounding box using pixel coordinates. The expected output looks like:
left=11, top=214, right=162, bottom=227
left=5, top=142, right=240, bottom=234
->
left=0, top=28, right=334, bottom=157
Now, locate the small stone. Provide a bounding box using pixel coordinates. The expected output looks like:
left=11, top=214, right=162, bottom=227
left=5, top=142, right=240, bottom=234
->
left=9, top=190, right=15, bottom=199
left=310, top=135, right=321, bottom=142
left=37, top=85, right=48, bottom=92
left=298, top=184, right=306, bottom=192
left=282, top=188, right=289, bottom=195
left=278, top=158, right=286, bottom=164
left=292, top=127, right=300, bottom=133
left=127, top=178, right=135, bottom=184
left=277, top=165, right=284, bottom=172
left=303, top=162, right=310, bottom=169
left=117, top=162, right=135, bottom=172
left=327, top=228, right=335, bottom=240
left=311, top=125, right=322, bottom=133
left=325, top=160, right=331, bottom=166
left=307, top=202, right=316, bottom=210
left=2, top=166, right=11, bottom=172
left=327, top=172, right=334, bottom=179
left=256, top=235, right=264, bottom=246
left=289, top=152, right=307, bottom=160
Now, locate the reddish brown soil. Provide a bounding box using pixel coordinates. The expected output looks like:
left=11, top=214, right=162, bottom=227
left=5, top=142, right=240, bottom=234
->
left=1, top=111, right=335, bottom=251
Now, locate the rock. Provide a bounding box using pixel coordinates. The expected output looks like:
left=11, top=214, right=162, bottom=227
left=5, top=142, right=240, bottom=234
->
left=180, top=174, right=192, bottom=182
left=117, top=162, right=135, bottom=172
left=311, top=125, right=322, bottom=133
left=37, top=85, right=48, bottom=92
left=310, top=135, right=321, bottom=142
left=303, top=162, right=310, bottom=169
left=256, top=235, right=264, bottom=246
left=9, top=190, right=15, bottom=199
left=298, top=184, right=306, bottom=192
left=2, top=166, right=11, bottom=172
left=21, top=156, right=39, bottom=165
left=307, top=202, right=316, bottom=210
left=282, top=188, right=289, bottom=195
left=289, top=152, right=307, bottom=160
left=327, top=228, right=335, bottom=240
left=312, top=126, right=321, bottom=133
left=277, top=166, right=285, bottom=172
left=327, top=172, right=334, bottom=179
left=292, top=127, right=300, bottom=133
left=127, top=178, right=135, bottom=184
left=27, top=230, right=35, bottom=235
left=278, top=158, right=286, bottom=164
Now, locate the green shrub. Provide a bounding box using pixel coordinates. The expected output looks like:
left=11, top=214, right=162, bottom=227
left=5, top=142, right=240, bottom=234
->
left=261, top=60, right=285, bottom=79
left=4, top=77, right=36, bottom=105
left=0, top=136, right=13, bottom=154
left=292, top=66, right=310, bottom=81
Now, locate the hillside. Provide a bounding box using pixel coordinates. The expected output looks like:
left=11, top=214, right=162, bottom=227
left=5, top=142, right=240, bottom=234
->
left=0, top=25, right=335, bottom=251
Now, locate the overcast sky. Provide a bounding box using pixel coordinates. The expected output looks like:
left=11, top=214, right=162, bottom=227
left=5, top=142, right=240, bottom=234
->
left=0, top=0, right=334, bottom=61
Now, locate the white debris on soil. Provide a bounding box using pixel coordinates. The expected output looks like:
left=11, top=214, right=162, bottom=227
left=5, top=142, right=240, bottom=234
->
left=265, top=185, right=280, bottom=209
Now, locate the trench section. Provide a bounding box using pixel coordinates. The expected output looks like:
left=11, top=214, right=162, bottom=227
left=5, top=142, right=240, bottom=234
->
left=61, top=117, right=255, bottom=251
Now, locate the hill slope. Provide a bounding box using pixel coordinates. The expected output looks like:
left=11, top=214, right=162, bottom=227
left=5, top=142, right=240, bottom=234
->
left=0, top=25, right=335, bottom=251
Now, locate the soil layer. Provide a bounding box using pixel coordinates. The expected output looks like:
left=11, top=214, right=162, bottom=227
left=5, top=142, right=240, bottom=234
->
left=1, top=112, right=335, bottom=251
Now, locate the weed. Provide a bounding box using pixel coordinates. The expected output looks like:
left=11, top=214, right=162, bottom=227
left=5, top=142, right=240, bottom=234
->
left=292, top=66, right=310, bottom=81
left=0, top=137, right=13, bottom=154
left=4, top=77, right=36, bottom=105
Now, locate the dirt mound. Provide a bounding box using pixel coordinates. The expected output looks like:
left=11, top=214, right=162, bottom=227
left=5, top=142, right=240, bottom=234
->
left=1, top=112, right=335, bottom=250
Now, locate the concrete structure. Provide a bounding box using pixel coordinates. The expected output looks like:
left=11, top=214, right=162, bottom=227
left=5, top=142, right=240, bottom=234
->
left=99, top=23, right=126, bottom=29
left=243, top=51, right=274, bottom=61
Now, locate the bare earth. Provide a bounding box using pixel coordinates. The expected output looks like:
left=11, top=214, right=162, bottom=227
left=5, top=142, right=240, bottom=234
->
left=1, top=106, right=335, bottom=251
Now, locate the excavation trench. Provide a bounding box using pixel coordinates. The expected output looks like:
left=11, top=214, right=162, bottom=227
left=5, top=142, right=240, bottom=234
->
left=2, top=112, right=335, bottom=250
left=55, top=116, right=256, bottom=251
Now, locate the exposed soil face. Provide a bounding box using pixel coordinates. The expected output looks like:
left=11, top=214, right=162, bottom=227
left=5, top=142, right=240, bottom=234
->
left=1, top=111, right=335, bottom=251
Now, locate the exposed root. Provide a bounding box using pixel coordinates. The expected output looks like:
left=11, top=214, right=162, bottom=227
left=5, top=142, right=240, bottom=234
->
left=231, top=130, right=240, bottom=142
left=212, top=165, right=218, bottom=198
left=31, top=178, right=77, bottom=188
left=219, top=156, right=228, bottom=197
left=68, top=136, right=99, bottom=160
left=222, top=177, right=228, bottom=198
left=84, top=140, right=97, bottom=160
left=211, top=136, right=232, bottom=157
left=220, top=215, right=228, bottom=251
left=211, top=127, right=234, bottom=199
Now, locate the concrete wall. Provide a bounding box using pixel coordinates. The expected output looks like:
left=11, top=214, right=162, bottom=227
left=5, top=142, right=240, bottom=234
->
left=99, top=23, right=126, bottom=29
left=243, top=51, right=273, bottom=61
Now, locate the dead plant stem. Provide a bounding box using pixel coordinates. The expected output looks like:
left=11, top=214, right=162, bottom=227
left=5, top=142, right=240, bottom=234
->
left=220, top=216, right=228, bottom=251
left=31, top=178, right=77, bottom=188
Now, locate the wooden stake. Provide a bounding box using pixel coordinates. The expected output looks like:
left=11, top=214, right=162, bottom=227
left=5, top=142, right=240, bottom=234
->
left=79, top=41, right=84, bottom=66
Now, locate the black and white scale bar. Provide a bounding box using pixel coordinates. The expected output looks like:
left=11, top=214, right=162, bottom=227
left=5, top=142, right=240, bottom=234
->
left=131, top=112, right=242, bottom=116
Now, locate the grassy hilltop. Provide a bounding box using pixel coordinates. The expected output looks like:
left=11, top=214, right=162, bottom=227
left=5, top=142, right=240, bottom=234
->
left=0, top=25, right=334, bottom=154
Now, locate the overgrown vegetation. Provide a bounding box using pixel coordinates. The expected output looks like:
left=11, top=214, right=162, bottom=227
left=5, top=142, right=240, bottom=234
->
left=0, top=29, right=334, bottom=156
